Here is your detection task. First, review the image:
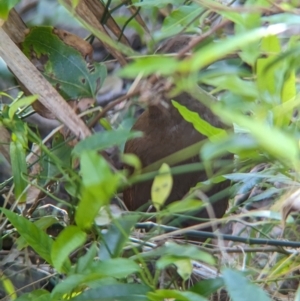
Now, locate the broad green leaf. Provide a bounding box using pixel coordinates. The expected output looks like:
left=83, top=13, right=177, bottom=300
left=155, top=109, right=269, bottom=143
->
left=71, top=283, right=150, bottom=301
left=0, top=0, right=20, bottom=19
left=73, top=129, right=142, bottom=156
left=223, top=268, right=271, bottom=301
left=179, top=24, right=287, bottom=73
left=119, top=56, right=179, bottom=78
left=172, top=100, right=227, bottom=141
left=201, top=74, right=258, bottom=100
left=201, top=134, right=258, bottom=161
left=279, top=37, right=296, bottom=125
left=17, top=216, right=60, bottom=249
left=173, top=258, right=193, bottom=281
left=10, top=140, right=27, bottom=203
left=21, top=26, right=107, bottom=100
left=99, top=214, right=139, bottom=259
left=157, top=242, right=215, bottom=265
left=88, top=258, right=141, bottom=278
left=51, top=275, right=118, bottom=300
left=15, top=290, right=50, bottom=301
left=75, top=242, right=97, bottom=274
left=51, top=225, right=87, bottom=273
left=148, top=289, right=208, bottom=301
left=263, top=13, right=300, bottom=26
left=190, top=277, right=225, bottom=297
left=151, top=163, right=173, bottom=211
left=256, top=35, right=296, bottom=127
left=1, top=209, right=53, bottom=265
left=75, top=152, right=119, bottom=230
left=213, top=106, right=299, bottom=168
left=256, top=36, right=281, bottom=98
left=281, top=68, right=296, bottom=104
left=165, top=199, right=204, bottom=214
left=233, top=0, right=270, bottom=66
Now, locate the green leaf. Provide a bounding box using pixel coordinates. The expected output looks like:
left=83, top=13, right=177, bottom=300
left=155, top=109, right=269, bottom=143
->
left=8, top=95, right=38, bottom=119
left=0, top=0, right=20, bottom=19
left=148, top=289, right=208, bottom=301
left=190, top=277, right=224, bottom=297
left=201, top=134, right=258, bottom=161
left=0, top=273, right=17, bottom=300
left=256, top=36, right=281, bottom=97
left=76, top=242, right=97, bottom=273
left=10, top=140, right=27, bottom=203
left=119, top=56, right=179, bottom=78
left=134, top=0, right=184, bottom=8
left=15, top=290, right=50, bottom=301
left=51, top=225, right=87, bottom=273
left=99, top=214, right=139, bottom=259
left=73, top=129, right=142, bottom=156
left=156, top=242, right=215, bottom=266
left=21, top=26, right=107, bottom=100
left=88, top=258, right=141, bottom=278
left=179, top=24, right=287, bottom=73
left=51, top=275, right=119, bottom=300
left=17, top=216, right=60, bottom=249
left=164, top=199, right=204, bottom=214
left=121, top=153, right=142, bottom=173
left=151, top=163, right=173, bottom=211
left=223, top=268, right=271, bottom=301
left=213, top=105, right=299, bottom=167
left=39, top=132, right=72, bottom=186
left=1, top=209, right=53, bottom=265
left=172, top=100, right=227, bottom=141
left=201, top=74, right=258, bottom=100
left=158, top=5, right=202, bottom=40
left=174, top=259, right=193, bottom=281
left=71, top=283, right=150, bottom=301
left=75, top=152, right=119, bottom=230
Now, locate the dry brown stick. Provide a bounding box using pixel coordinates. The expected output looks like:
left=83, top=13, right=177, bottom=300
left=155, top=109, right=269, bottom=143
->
left=0, top=28, right=91, bottom=140
left=61, top=0, right=128, bottom=66
left=2, top=9, right=27, bottom=43
left=85, top=0, right=131, bottom=46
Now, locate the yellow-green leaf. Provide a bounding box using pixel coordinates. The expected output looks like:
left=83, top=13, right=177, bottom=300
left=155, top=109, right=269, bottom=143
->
left=51, top=226, right=86, bottom=273
left=0, top=274, right=17, bottom=300
left=256, top=36, right=281, bottom=96
left=174, top=258, right=193, bottom=281
left=172, top=100, right=227, bottom=141
left=8, top=95, right=38, bottom=119
left=151, top=163, right=173, bottom=211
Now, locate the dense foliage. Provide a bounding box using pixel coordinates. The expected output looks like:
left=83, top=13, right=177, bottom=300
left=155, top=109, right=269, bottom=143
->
left=1, top=0, right=300, bottom=300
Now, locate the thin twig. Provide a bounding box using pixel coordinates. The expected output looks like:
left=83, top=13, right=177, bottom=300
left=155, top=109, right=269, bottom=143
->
left=177, top=19, right=232, bottom=59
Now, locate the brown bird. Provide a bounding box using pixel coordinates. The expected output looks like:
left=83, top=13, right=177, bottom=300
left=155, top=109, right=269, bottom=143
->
left=123, top=35, right=231, bottom=233
left=123, top=90, right=231, bottom=230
